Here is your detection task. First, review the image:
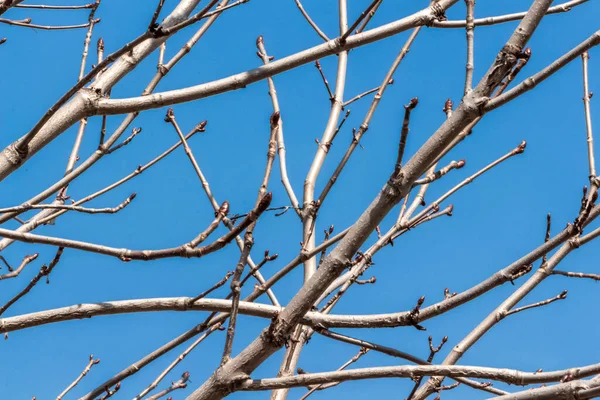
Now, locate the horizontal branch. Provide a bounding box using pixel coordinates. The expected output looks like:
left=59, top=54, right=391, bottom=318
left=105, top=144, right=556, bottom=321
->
left=0, top=17, right=100, bottom=30
left=432, top=0, right=588, bottom=28
left=0, top=194, right=135, bottom=215
left=0, top=194, right=270, bottom=261
left=91, top=2, right=453, bottom=115
left=234, top=363, right=600, bottom=391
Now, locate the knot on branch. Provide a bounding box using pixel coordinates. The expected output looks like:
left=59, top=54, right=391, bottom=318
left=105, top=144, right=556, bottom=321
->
left=264, top=313, right=290, bottom=348
left=429, top=2, right=447, bottom=22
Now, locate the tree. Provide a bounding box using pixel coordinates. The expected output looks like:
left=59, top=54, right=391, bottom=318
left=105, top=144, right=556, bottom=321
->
left=0, top=0, right=599, bottom=399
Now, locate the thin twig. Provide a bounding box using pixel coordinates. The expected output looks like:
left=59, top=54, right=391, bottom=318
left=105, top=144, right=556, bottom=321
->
left=582, top=51, right=596, bottom=179
left=464, top=0, right=475, bottom=94
left=146, top=372, right=190, bottom=400
left=293, top=0, right=329, bottom=41
left=0, top=248, right=63, bottom=317
left=412, top=160, right=466, bottom=187
left=0, top=194, right=136, bottom=216
left=355, top=0, right=382, bottom=34
left=315, top=329, right=505, bottom=396
left=99, top=382, right=120, bottom=400
left=56, top=354, right=100, bottom=400
left=0, top=196, right=270, bottom=261
left=342, top=79, right=393, bottom=107
left=506, top=290, right=568, bottom=317
left=314, top=60, right=334, bottom=100
left=299, top=348, right=369, bottom=399
left=106, top=127, right=142, bottom=154
left=0, top=17, right=100, bottom=30
left=395, top=97, right=419, bottom=177
left=15, top=3, right=95, bottom=9
left=340, top=0, right=381, bottom=42
left=0, top=253, right=38, bottom=280
left=542, top=213, right=551, bottom=264
left=552, top=270, right=600, bottom=281
left=149, top=0, right=166, bottom=31
left=255, top=36, right=301, bottom=216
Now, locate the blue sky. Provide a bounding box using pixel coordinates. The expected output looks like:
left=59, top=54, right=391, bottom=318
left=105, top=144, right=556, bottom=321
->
left=1, top=1, right=599, bottom=399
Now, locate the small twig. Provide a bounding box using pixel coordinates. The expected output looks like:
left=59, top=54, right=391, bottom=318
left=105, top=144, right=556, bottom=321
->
left=315, top=329, right=504, bottom=396
left=293, top=0, right=329, bottom=41
left=355, top=0, right=382, bottom=34
left=343, top=79, right=393, bottom=107
left=106, top=127, right=142, bottom=154
left=582, top=51, right=596, bottom=179
left=0, top=195, right=270, bottom=261
left=394, top=97, right=419, bottom=177
left=412, top=160, right=466, bottom=187
left=464, top=0, right=475, bottom=95
left=407, top=336, right=449, bottom=400
left=0, top=248, right=63, bottom=317
left=56, top=354, right=100, bottom=400
left=0, top=253, right=38, bottom=277
left=411, top=204, right=454, bottom=229
left=355, top=276, right=376, bottom=285
left=0, top=17, right=100, bottom=30
left=552, top=270, right=600, bottom=281
left=340, top=0, right=381, bottom=42
left=314, top=60, right=334, bottom=101
left=188, top=271, right=234, bottom=306
left=146, top=371, right=190, bottom=400
left=15, top=3, right=96, bottom=9
left=299, top=348, right=369, bottom=399
left=506, top=290, right=568, bottom=317
left=0, top=194, right=136, bottom=216
left=542, top=213, right=551, bottom=264
left=100, top=382, right=120, bottom=400
left=149, top=0, right=165, bottom=31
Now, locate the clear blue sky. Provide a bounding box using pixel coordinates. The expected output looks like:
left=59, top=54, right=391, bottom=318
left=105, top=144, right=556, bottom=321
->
left=1, top=1, right=599, bottom=399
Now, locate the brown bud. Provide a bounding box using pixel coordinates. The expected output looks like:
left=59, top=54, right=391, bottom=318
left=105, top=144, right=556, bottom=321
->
left=522, top=47, right=532, bottom=60
left=256, top=35, right=264, bottom=47
left=193, top=120, right=208, bottom=133
left=515, top=140, right=527, bottom=154
left=23, top=18, right=32, bottom=24
left=0, top=38, right=6, bottom=45
left=129, top=193, right=137, bottom=201
left=329, top=225, right=334, bottom=234
left=97, top=38, right=104, bottom=51
left=456, top=159, right=466, bottom=168
left=443, top=98, right=453, bottom=113
left=164, top=108, right=175, bottom=122
left=559, top=290, right=568, bottom=299
left=447, top=204, right=454, bottom=216
left=405, top=97, right=418, bottom=110
left=388, top=78, right=394, bottom=85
